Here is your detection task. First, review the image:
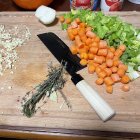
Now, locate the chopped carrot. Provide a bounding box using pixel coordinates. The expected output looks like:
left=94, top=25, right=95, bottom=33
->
left=106, top=59, right=113, bottom=68
left=70, top=45, right=78, bottom=55
left=121, top=75, right=130, bottom=84
left=78, top=48, right=87, bottom=54
left=99, top=40, right=107, bottom=49
left=113, top=60, right=120, bottom=67
left=75, top=18, right=81, bottom=24
left=88, top=64, right=95, bottom=74
left=113, top=56, right=119, bottom=61
left=86, top=31, right=96, bottom=38
left=111, top=66, right=118, bottom=73
left=92, top=63, right=99, bottom=67
left=111, top=74, right=120, bottom=82
left=94, top=56, right=103, bottom=64
left=114, top=49, right=123, bottom=58
left=75, top=35, right=84, bottom=48
left=117, top=68, right=125, bottom=78
left=88, top=60, right=94, bottom=65
left=104, top=77, right=114, bottom=86
left=109, top=47, right=116, bottom=53
left=67, top=31, right=75, bottom=40
left=80, top=59, right=88, bottom=66
left=90, top=42, right=98, bottom=48
left=96, top=78, right=104, bottom=85
left=78, top=29, right=85, bottom=37
left=80, top=52, right=88, bottom=60
left=79, top=22, right=86, bottom=28
left=65, top=18, right=71, bottom=24
left=88, top=53, right=94, bottom=59
left=121, top=84, right=130, bottom=92
left=85, top=38, right=92, bottom=45
left=86, top=26, right=92, bottom=32
left=106, top=51, right=114, bottom=59
left=94, top=36, right=100, bottom=42
left=106, top=85, right=113, bottom=94
left=89, top=47, right=98, bottom=54
left=104, top=68, right=112, bottom=76
left=95, top=67, right=102, bottom=74
left=80, top=35, right=87, bottom=43
left=118, top=44, right=126, bottom=52
left=118, top=64, right=128, bottom=71
left=59, top=16, right=65, bottom=23
left=99, top=63, right=106, bottom=69
left=72, top=28, right=78, bottom=36
left=98, top=71, right=107, bottom=79
left=84, top=45, right=90, bottom=52
left=98, top=49, right=108, bottom=56
left=71, top=21, right=78, bottom=28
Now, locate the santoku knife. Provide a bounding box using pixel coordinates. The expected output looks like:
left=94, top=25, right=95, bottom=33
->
left=38, top=32, right=115, bottom=121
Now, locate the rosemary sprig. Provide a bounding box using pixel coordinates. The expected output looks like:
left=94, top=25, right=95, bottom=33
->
left=22, top=62, right=67, bottom=118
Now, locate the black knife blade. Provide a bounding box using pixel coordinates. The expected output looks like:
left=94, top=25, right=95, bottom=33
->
left=37, top=32, right=85, bottom=75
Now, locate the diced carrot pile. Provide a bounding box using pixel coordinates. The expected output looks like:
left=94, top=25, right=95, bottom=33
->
left=59, top=17, right=131, bottom=94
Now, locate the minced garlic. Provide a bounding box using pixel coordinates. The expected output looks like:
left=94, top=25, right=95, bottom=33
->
left=0, top=25, right=31, bottom=75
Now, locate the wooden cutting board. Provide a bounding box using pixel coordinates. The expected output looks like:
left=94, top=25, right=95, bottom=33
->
left=0, top=12, right=140, bottom=134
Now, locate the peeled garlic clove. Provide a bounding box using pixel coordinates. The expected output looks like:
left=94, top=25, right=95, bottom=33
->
left=35, top=5, right=56, bottom=25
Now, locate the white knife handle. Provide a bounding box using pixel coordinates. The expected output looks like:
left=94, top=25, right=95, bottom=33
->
left=76, top=80, right=115, bottom=121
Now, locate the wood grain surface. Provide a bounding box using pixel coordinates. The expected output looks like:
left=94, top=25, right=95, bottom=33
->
left=0, top=12, right=140, bottom=139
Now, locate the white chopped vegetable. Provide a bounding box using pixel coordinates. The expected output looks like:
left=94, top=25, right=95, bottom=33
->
left=137, top=33, right=140, bottom=40
left=35, top=5, right=56, bottom=25
left=127, top=71, right=140, bottom=80
left=0, top=24, right=31, bottom=76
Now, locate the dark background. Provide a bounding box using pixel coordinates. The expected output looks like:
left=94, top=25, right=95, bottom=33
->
left=0, top=0, right=140, bottom=11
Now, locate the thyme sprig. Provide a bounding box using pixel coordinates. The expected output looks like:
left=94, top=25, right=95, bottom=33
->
left=22, top=62, right=67, bottom=118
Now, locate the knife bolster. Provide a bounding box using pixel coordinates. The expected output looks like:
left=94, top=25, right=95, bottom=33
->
left=71, top=74, right=83, bottom=85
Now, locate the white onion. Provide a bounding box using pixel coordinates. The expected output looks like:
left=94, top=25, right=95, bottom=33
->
left=35, top=5, right=56, bottom=25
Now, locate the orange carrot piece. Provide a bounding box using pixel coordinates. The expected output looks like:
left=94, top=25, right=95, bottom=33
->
left=90, top=42, right=98, bottom=48
left=80, top=35, right=87, bottom=43
left=104, top=77, right=114, bottom=86
left=111, top=66, right=118, bottom=73
left=98, top=71, right=107, bottom=78
left=111, top=74, right=120, bottom=82
left=79, top=22, right=86, bottom=28
left=80, top=52, right=88, bottom=60
left=94, top=36, right=100, bottom=42
left=113, top=60, right=120, bottom=67
left=71, top=21, right=78, bottom=28
left=78, top=29, right=85, bottom=37
left=121, top=84, right=130, bottom=92
left=70, top=45, right=78, bottom=55
left=99, top=40, right=107, bottom=49
left=85, top=38, right=92, bottom=45
left=67, top=32, right=75, bottom=40
left=96, top=78, right=104, bottom=85
left=114, top=49, right=123, bottom=57
left=106, top=59, right=113, bottom=68
left=65, top=18, right=71, bottom=24
left=104, top=68, right=112, bottom=76
left=88, top=64, right=95, bottom=74
left=89, top=47, right=98, bottom=54
left=97, top=49, right=108, bottom=56
left=94, top=56, right=103, bottom=64
left=72, top=28, right=78, bottom=36
left=75, top=35, right=84, bottom=48
left=92, top=63, right=99, bottom=67
left=106, top=51, right=114, bottom=59
left=106, top=85, right=113, bottom=94
left=118, top=64, right=128, bottom=71
left=109, top=47, right=116, bottom=53
left=99, top=63, right=107, bottom=69
left=117, top=68, right=125, bottom=78
left=121, top=75, right=130, bottom=84
left=86, top=26, right=92, bottom=32
left=118, top=44, right=126, bottom=52
left=95, top=67, right=102, bottom=74
left=88, top=53, right=94, bottom=59
left=59, top=16, right=65, bottom=23
left=80, top=59, right=88, bottom=66
left=75, top=18, right=81, bottom=24
left=78, top=48, right=88, bottom=54
left=86, top=31, right=96, bottom=38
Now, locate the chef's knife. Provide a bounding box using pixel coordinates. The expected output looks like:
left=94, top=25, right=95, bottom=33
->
left=38, top=32, right=115, bottom=121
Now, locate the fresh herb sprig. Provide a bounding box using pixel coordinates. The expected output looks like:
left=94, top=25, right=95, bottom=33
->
left=22, top=62, right=67, bottom=118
